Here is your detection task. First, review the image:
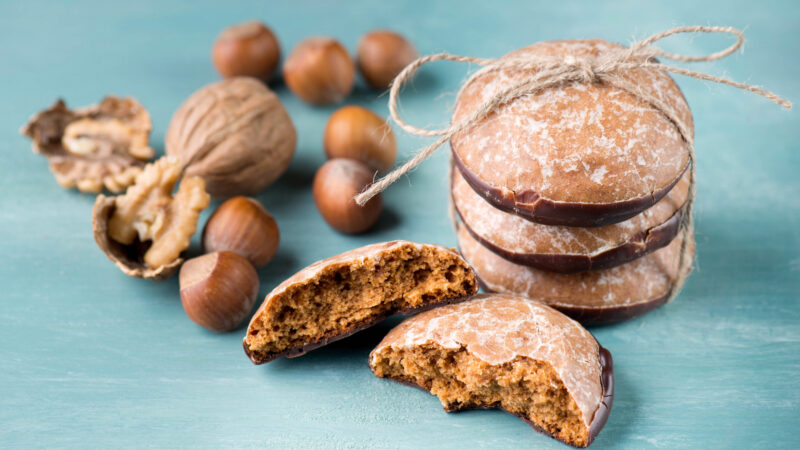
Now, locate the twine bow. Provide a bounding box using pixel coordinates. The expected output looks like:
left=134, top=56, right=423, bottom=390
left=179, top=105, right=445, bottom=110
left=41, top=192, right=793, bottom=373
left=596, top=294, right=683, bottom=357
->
left=355, top=25, right=791, bottom=302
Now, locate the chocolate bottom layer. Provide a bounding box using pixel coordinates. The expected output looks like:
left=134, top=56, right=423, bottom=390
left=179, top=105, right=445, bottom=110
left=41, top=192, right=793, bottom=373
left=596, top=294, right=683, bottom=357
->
left=453, top=149, right=689, bottom=228
left=456, top=202, right=683, bottom=273
left=475, top=274, right=672, bottom=326
left=371, top=346, right=614, bottom=448
left=458, top=223, right=693, bottom=325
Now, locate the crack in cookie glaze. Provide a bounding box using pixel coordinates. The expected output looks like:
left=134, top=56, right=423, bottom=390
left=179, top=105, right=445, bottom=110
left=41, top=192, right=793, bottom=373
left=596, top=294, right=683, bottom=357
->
left=457, top=224, right=694, bottom=324
left=369, top=293, right=613, bottom=447
left=452, top=166, right=688, bottom=272
left=450, top=39, right=693, bottom=227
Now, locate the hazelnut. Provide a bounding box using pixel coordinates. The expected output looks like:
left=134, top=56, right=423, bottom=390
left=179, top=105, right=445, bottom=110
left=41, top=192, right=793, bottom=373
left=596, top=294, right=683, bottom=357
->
left=212, top=21, right=281, bottom=81
left=357, top=30, right=417, bottom=90
left=166, top=77, right=296, bottom=197
left=202, top=196, right=279, bottom=268
left=283, top=37, right=355, bottom=105
left=323, top=105, right=396, bottom=172
left=312, top=158, right=382, bottom=234
left=180, top=251, right=259, bottom=332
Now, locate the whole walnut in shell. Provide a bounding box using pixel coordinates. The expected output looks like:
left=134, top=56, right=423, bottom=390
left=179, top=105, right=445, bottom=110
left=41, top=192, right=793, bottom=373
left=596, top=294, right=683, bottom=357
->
left=165, top=77, right=296, bottom=197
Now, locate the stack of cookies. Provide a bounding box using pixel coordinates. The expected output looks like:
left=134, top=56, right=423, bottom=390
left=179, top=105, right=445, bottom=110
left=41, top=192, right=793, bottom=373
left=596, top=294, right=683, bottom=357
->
left=449, top=39, right=695, bottom=324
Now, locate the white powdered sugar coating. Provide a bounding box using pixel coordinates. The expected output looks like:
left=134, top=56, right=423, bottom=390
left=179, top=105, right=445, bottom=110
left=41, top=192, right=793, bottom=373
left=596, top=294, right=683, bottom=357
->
left=371, top=293, right=604, bottom=428
left=458, top=225, right=694, bottom=309
left=451, top=39, right=693, bottom=205
left=452, top=167, right=689, bottom=256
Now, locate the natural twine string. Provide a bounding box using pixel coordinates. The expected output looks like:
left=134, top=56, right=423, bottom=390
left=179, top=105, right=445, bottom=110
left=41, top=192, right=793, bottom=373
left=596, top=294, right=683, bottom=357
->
left=355, top=25, right=791, bottom=302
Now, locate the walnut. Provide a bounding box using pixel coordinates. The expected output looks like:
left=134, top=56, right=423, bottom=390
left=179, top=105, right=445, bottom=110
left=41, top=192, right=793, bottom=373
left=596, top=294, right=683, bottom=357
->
left=92, top=157, right=210, bottom=280
left=165, top=77, right=296, bottom=197
left=21, top=97, right=155, bottom=193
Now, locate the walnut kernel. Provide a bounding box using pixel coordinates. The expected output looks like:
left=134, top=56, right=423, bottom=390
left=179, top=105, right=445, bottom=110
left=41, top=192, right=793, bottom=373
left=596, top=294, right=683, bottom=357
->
left=21, top=97, right=154, bottom=193
left=92, top=156, right=210, bottom=280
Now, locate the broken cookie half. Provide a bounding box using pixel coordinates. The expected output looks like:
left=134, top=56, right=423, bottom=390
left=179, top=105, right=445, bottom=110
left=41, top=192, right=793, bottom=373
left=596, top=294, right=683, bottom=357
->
left=92, top=156, right=210, bottom=280
left=243, top=241, right=478, bottom=364
left=369, top=293, right=613, bottom=448
left=21, top=96, right=154, bottom=193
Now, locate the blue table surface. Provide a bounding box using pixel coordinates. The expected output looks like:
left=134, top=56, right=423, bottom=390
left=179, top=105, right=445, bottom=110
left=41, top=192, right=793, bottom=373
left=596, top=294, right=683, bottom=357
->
left=1, top=1, right=798, bottom=448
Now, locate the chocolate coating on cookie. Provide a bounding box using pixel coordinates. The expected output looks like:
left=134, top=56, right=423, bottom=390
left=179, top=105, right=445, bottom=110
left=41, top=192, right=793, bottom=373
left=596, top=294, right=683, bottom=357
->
left=452, top=167, right=688, bottom=272
left=450, top=39, right=693, bottom=227
left=457, top=224, right=694, bottom=324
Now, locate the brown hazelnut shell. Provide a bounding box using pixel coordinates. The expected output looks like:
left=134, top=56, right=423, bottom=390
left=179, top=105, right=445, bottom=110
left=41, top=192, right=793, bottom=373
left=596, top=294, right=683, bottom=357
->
left=91, top=195, right=182, bottom=281
left=357, top=30, right=417, bottom=90
left=202, top=196, right=280, bottom=268
left=283, top=37, right=355, bottom=105
left=323, top=105, right=396, bottom=172
left=180, top=251, right=259, bottom=332
left=312, top=158, right=382, bottom=234
left=212, top=21, right=281, bottom=81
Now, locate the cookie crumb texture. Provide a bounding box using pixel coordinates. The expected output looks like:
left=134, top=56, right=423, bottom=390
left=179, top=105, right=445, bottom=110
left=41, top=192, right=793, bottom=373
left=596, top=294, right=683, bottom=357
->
left=244, top=241, right=477, bottom=364
left=373, top=346, right=589, bottom=446
left=369, top=294, right=610, bottom=448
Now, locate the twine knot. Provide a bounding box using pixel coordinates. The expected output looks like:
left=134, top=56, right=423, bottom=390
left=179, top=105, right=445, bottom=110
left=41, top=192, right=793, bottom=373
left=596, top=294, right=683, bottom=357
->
left=564, top=55, right=597, bottom=83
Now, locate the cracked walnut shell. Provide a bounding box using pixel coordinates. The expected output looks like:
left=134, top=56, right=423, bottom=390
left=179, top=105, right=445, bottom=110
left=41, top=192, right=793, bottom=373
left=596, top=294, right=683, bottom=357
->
left=165, top=77, right=296, bottom=197
left=21, top=97, right=155, bottom=193
left=92, top=157, right=210, bottom=280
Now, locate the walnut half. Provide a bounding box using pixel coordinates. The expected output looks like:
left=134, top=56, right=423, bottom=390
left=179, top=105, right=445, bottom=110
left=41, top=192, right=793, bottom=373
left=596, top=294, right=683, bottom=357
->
left=21, top=97, right=155, bottom=193
left=92, top=157, right=210, bottom=280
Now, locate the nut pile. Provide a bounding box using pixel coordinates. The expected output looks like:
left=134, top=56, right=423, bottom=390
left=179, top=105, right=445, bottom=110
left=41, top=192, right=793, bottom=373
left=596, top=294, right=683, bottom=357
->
left=180, top=195, right=281, bottom=331
left=20, top=20, right=416, bottom=331
left=211, top=21, right=413, bottom=235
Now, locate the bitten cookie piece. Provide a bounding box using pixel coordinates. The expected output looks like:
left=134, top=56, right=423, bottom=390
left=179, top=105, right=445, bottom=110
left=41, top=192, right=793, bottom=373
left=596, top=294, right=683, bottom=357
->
left=453, top=167, right=689, bottom=273
left=369, top=293, right=613, bottom=448
left=457, top=224, right=694, bottom=324
left=243, top=241, right=477, bottom=364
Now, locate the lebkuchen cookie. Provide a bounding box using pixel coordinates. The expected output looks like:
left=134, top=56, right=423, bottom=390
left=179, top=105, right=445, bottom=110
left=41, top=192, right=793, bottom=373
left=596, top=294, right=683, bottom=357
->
left=243, top=241, right=477, bottom=364
left=452, top=167, right=689, bottom=273
left=457, top=224, right=693, bottom=324
left=450, top=39, right=693, bottom=227
left=369, top=293, right=613, bottom=448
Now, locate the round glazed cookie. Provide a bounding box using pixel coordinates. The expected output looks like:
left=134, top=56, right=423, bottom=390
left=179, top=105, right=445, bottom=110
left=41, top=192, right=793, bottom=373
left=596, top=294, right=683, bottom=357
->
left=450, top=39, right=693, bottom=227
left=452, top=167, right=689, bottom=273
left=369, top=293, right=613, bottom=448
left=456, top=224, right=694, bottom=324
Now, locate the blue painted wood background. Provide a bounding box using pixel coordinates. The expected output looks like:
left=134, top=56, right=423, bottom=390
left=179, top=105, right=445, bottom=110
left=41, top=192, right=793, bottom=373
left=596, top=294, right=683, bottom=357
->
left=1, top=1, right=798, bottom=448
